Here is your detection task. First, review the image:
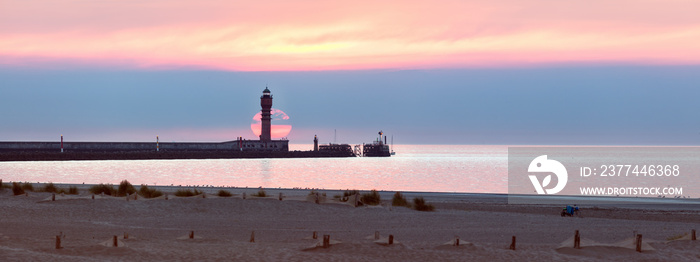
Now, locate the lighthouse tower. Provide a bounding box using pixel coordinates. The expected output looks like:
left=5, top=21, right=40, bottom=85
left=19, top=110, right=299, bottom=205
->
left=260, top=87, right=273, bottom=141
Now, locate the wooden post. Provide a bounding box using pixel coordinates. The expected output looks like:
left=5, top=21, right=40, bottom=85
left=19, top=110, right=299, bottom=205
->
left=279, top=192, right=283, bottom=201
left=375, top=231, right=380, bottom=240
left=312, top=231, right=318, bottom=239
left=113, top=235, right=118, bottom=247
left=315, top=193, right=320, bottom=204
left=323, top=235, right=330, bottom=248
left=250, top=231, right=255, bottom=243
left=574, top=230, right=580, bottom=249
left=454, top=236, right=460, bottom=246
left=242, top=192, right=246, bottom=199
left=55, top=235, right=61, bottom=249
left=635, top=234, right=642, bottom=252
left=92, top=194, right=95, bottom=199
left=52, top=194, right=55, bottom=201
left=354, top=193, right=359, bottom=207
left=189, top=231, right=194, bottom=239
left=692, top=229, right=696, bottom=241
left=509, top=236, right=516, bottom=250
left=388, top=235, right=394, bottom=245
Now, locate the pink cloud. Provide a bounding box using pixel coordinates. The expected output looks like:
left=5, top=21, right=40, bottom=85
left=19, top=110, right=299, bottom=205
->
left=1, top=0, right=699, bottom=70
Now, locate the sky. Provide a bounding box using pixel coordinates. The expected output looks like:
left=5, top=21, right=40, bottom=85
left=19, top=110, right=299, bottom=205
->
left=1, top=0, right=700, bottom=145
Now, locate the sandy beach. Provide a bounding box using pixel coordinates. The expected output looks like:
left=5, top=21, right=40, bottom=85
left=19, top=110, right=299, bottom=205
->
left=1, top=185, right=698, bottom=261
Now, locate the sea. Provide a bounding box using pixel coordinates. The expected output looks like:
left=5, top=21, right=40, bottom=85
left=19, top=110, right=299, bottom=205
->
left=0, top=145, right=508, bottom=193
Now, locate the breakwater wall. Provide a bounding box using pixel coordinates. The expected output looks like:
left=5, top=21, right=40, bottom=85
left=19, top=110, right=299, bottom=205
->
left=0, top=140, right=289, bottom=152
left=0, top=140, right=351, bottom=161
left=0, top=141, right=234, bottom=151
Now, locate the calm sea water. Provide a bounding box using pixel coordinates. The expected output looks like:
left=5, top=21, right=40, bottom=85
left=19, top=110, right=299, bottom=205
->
left=0, top=145, right=508, bottom=193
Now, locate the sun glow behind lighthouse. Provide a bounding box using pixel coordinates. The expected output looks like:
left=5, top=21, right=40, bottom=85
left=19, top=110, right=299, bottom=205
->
left=251, top=108, right=292, bottom=138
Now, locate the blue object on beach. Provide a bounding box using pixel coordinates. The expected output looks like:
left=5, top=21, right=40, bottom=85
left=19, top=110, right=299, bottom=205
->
left=562, top=205, right=580, bottom=217
left=566, top=205, right=575, bottom=214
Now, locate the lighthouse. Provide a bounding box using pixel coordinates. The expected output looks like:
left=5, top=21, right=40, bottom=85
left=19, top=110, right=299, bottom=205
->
left=234, top=86, right=288, bottom=151
left=260, top=87, right=273, bottom=141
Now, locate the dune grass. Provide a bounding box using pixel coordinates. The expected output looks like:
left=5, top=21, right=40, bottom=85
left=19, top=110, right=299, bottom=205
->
left=117, top=180, right=136, bottom=197
left=41, top=182, right=59, bottom=193
left=10, top=182, right=35, bottom=195
left=217, top=190, right=233, bottom=197
left=21, top=182, right=34, bottom=192
left=12, top=182, right=25, bottom=195
left=361, top=189, right=382, bottom=205
left=40, top=182, right=79, bottom=195
left=253, top=188, right=267, bottom=197
left=138, top=184, right=163, bottom=198
left=174, top=188, right=203, bottom=197
left=68, top=186, right=79, bottom=195
left=413, top=197, right=435, bottom=211
left=41, top=182, right=69, bottom=194
left=89, top=183, right=116, bottom=196
left=392, top=192, right=411, bottom=207
left=88, top=181, right=140, bottom=196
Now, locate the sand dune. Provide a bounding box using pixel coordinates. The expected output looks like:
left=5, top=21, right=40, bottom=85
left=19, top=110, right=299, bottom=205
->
left=0, top=187, right=698, bottom=261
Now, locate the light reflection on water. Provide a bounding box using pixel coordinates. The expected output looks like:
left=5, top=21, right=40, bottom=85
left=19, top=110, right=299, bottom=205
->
left=0, top=145, right=508, bottom=193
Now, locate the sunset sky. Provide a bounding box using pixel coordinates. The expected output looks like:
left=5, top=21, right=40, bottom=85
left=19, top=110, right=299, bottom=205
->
left=1, top=0, right=699, bottom=145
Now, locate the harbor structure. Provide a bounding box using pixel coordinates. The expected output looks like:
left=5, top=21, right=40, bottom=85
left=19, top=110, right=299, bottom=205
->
left=260, top=87, right=273, bottom=141
left=244, top=87, right=288, bottom=151
left=0, top=87, right=394, bottom=161
left=362, top=131, right=391, bottom=157
left=318, top=143, right=354, bottom=155
left=0, top=87, right=293, bottom=159
left=316, top=131, right=392, bottom=157
left=313, top=135, right=319, bottom=152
